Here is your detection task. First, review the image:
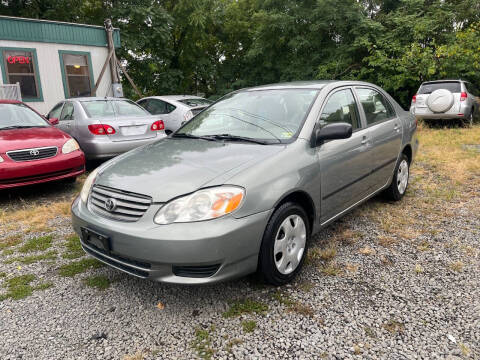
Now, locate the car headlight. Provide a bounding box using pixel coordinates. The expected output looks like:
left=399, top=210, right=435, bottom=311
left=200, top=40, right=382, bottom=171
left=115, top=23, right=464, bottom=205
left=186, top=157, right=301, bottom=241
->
left=0, top=155, right=4, bottom=163
left=80, top=168, right=99, bottom=203
left=154, top=186, right=245, bottom=224
left=62, top=138, right=80, bottom=154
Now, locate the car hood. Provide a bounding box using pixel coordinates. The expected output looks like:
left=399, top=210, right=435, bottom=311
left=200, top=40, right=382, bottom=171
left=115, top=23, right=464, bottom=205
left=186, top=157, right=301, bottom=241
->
left=0, top=126, right=70, bottom=153
left=96, top=138, right=285, bottom=202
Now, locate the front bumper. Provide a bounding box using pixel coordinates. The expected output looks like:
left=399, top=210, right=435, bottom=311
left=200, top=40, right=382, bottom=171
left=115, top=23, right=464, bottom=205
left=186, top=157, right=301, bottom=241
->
left=81, top=134, right=166, bottom=159
left=71, top=196, right=271, bottom=284
left=0, top=150, right=85, bottom=189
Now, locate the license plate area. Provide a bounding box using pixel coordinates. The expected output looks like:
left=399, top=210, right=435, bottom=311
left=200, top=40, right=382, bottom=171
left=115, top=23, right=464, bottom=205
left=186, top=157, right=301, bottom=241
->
left=81, top=227, right=111, bottom=255
left=120, top=125, right=146, bottom=136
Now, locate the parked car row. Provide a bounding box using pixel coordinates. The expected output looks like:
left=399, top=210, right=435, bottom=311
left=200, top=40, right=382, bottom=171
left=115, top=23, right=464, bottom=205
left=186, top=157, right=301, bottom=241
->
left=0, top=94, right=212, bottom=188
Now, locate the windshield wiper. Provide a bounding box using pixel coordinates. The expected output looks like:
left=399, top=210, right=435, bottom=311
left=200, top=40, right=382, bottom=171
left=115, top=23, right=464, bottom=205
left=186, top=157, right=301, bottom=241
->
left=207, top=134, right=277, bottom=145
left=171, top=133, right=217, bottom=141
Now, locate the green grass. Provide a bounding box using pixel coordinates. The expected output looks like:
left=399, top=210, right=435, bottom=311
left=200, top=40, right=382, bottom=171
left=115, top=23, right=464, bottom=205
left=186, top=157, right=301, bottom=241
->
left=58, top=258, right=104, bottom=277
left=0, top=272, right=6, bottom=278
left=0, top=274, right=53, bottom=301
left=33, top=282, right=54, bottom=291
left=4, top=250, right=57, bottom=265
left=241, top=320, right=257, bottom=333
left=84, top=275, right=110, bottom=290
left=18, top=235, right=53, bottom=253
left=223, top=298, right=269, bottom=318
left=0, top=274, right=35, bottom=301
left=62, top=234, right=84, bottom=259
left=191, top=328, right=214, bottom=360
left=2, top=249, right=15, bottom=256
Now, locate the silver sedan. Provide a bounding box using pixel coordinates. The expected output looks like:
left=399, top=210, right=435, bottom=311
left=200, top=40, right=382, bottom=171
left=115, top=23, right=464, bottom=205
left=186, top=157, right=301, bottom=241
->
left=137, top=95, right=212, bottom=134
left=47, top=97, right=166, bottom=159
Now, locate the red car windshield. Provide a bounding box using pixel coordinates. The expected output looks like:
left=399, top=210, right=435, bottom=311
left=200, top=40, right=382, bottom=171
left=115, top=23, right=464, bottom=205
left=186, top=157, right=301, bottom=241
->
left=0, top=103, right=49, bottom=130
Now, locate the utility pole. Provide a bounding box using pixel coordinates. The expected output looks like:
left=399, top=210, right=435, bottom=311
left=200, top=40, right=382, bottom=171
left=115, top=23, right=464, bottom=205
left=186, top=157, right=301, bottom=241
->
left=104, top=19, right=119, bottom=84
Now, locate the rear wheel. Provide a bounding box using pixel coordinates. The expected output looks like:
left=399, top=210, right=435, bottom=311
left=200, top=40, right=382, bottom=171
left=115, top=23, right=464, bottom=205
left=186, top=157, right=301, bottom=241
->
left=463, top=111, right=474, bottom=128
left=165, top=130, right=173, bottom=135
left=384, top=154, right=409, bottom=201
left=258, top=202, right=309, bottom=285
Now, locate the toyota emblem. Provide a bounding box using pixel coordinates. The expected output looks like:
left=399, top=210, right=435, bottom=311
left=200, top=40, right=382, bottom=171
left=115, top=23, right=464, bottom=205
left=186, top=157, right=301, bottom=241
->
left=104, top=198, right=117, bottom=212
left=29, top=149, right=40, bottom=156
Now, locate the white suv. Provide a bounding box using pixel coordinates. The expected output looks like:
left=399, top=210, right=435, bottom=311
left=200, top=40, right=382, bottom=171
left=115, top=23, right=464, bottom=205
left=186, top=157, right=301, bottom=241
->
left=411, top=80, right=479, bottom=127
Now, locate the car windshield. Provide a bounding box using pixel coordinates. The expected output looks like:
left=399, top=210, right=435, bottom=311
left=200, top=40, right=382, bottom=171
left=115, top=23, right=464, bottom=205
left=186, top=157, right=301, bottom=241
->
left=418, top=82, right=461, bottom=94
left=176, top=89, right=319, bottom=143
left=81, top=100, right=149, bottom=118
left=177, top=98, right=212, bottom=107
left=0, top=103, right=48, bottom=130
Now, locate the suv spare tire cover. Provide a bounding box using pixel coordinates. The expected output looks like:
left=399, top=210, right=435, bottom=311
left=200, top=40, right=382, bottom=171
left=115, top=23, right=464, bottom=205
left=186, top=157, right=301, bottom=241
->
left=426, top=89, right=454, bottom=113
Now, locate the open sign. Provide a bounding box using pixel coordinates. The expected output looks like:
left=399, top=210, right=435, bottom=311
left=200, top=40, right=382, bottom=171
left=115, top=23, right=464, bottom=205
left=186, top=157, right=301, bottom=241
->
left=7, top=55, right=31, bottom=64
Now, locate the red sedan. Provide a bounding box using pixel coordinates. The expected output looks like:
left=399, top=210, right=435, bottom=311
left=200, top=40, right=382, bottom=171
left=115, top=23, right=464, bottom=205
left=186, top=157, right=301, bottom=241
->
left=0, top=100, right=85, bottom=189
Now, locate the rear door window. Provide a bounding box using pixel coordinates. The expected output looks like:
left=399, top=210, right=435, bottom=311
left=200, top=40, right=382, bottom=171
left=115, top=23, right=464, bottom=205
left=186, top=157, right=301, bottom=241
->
left=418, top=82, right=461, bottom=94
left=319, top=89, right=361, bottom=130
left=356, top=88, right=395, bottom=125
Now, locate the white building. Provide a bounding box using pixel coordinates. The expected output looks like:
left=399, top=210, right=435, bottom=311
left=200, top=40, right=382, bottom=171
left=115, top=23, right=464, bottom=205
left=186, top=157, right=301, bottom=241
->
left=0, top=16, right=121, bottom=115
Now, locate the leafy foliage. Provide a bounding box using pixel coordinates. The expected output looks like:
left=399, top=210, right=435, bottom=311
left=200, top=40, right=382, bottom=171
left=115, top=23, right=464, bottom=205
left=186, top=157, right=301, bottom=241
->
left=1, top=0, right=478, bottom=107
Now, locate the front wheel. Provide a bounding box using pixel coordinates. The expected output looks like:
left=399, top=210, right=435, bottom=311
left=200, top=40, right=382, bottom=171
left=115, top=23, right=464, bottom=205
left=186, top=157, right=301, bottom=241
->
left=384, top=154, right=410, bottom=201
left=258, top=202, right=309, bottom=285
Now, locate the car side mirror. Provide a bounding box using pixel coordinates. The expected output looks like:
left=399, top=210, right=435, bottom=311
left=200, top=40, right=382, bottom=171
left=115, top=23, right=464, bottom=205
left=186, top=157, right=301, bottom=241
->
left=311, top=122, right=352, bottom=147
left=49, top=117, right=59, bottom=125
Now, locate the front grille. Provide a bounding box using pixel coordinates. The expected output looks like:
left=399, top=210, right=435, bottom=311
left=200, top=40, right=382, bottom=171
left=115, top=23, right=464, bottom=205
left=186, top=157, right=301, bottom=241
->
left=0, top=166, right=84, bottom=185
left=172, top=264, right=221, bottom=278
left=7, top=146, right=58, bottom=162
left=89, top=185, right=152, bottom=222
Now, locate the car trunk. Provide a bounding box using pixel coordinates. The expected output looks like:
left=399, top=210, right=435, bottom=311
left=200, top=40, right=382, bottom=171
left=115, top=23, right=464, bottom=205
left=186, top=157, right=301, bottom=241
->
left=98, top=115, right=158, bottom=142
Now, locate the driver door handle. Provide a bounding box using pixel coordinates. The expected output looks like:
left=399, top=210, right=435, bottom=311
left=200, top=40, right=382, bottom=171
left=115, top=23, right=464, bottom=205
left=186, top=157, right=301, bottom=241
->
left=361, top=136, right=368, bottom=145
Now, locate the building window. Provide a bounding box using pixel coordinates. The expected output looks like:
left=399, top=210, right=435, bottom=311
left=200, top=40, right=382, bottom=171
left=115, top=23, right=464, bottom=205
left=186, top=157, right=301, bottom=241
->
left=59, top=51, right=94, bottom=98
left=1, top=48, right=42, bottom=101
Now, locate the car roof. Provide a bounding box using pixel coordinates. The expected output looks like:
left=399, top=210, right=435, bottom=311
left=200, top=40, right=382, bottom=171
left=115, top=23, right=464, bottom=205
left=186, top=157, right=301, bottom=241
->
left=420, top=79, right=463, bottom=84
left=68, top=97, right=131, bottom=102
left=142, top=95, right=206, bottom=101
left=243, top=80, right=382, bottom=91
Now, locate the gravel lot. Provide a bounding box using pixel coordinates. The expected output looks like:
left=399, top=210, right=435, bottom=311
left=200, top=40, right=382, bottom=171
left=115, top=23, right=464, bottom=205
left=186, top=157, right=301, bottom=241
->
left=1, top=127, right=479, bottom=360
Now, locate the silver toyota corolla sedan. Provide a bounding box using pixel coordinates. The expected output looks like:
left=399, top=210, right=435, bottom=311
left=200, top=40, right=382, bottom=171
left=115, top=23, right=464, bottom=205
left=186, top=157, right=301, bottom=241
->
left=137, top=95, right=212, bottom=134
left=47, top=97, right=167, bottom=159
left=72, top=81, right=418, bottom=286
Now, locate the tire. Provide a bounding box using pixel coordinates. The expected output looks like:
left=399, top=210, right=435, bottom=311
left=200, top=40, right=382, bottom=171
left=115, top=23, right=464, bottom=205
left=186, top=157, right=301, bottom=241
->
left=463, top=111, right=474, bottom=128
left=258, top=202, right=310, bottom=285
left=384, top=154, right=410, bottom=201
left=165, top=130, right=173, bottom=135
